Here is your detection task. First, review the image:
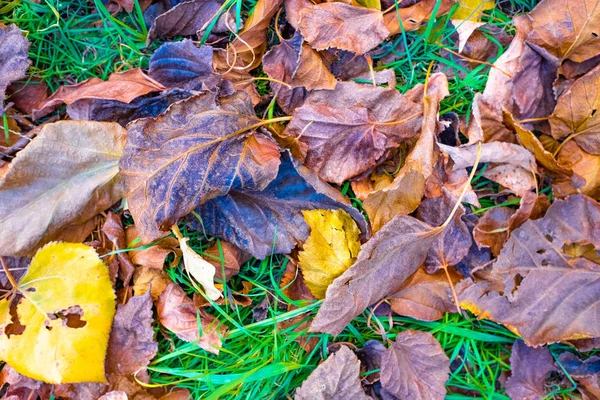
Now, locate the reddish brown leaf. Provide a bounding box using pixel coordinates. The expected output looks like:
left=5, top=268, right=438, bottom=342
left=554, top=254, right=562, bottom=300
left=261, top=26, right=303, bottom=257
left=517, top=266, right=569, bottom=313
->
left=125, top=225, right=181, bottom=270
left=120, top=91, right=281, bottom=243
left=204, top=240, right=249, bottom=281
left=7, top=79, right=48, bottom=114
left=294, top=345, right=370, bottom=400
left=473, top=207, right=514, bottom=256
left=102, top=212, right=135, bottom=287
left=105, top=292, right=158, bottom=376
left=383, top=0, right=455, bottom=34
left=33, top=69, right=165, bottom=119
left=0, top=25, right=30, bottom=107
left=505, top=340, right=556, bottom=400
left=458, top=195, right=600, bottom=346
left=555, top=140, right=600, bottom=198
left=380, top=330, right=450, bottom=399
left=298, top=2, right=390, bottom=55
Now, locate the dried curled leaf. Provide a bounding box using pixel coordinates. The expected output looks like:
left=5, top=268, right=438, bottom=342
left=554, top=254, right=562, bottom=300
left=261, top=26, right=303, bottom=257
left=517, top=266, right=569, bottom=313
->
left=458, top=195, right=600, bottom=346
left=298, top=2, right=390, bottom=55
left=294, top=346, right=370, bottom=400
left=380, top=330, right=450, bottom=400
left=298, top=209, right=361, bottom=299
left=0, top=243, right=116, bottom=383
left=0, top=121, right=127, bottom=256
left=120, top=91, right=281, bottom=243
left=284, top=81, right=423, bottom=184
left=0, top=25, right=30, bottom=106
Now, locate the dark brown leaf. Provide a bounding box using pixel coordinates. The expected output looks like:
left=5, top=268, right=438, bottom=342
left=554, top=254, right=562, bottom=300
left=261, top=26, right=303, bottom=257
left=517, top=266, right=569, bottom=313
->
left=0, top=25, right=30, bottom=107
left=380, top=330, right=450, bottom=399
left=505, top=340, right=556, bottom=400
left=120, top=91, right=281, bottom=243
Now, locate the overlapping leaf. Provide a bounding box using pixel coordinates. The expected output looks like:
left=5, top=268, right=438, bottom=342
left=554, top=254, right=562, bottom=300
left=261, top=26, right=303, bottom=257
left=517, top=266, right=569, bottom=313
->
left=0, top=24, right=30, bottom=106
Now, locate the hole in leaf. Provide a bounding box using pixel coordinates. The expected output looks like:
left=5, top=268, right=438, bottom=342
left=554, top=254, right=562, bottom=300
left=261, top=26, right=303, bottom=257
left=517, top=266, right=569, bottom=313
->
left=593, top=32, right=599, bottom=37
left=5, top=296, right=25, bottom=338
left=26, top=287, right=36, bottom=292
left=592, top=109, right=597, bottom=117
left=545, top=234, right=554, bottom=243
left=511, top=274, right=524, bottom=295
left=408, top=18, right=418, bottom=24
left=47, top=305, right=87, bottom=329
left=537, top=249, right=546, bottom=254
left=541, top=259, right=549, bottom=266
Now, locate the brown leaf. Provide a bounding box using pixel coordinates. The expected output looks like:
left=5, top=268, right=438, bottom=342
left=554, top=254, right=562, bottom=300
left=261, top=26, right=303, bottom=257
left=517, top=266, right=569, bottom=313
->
left=294, top=345, right=370, bottom=400
left=0, top=364, right=51, bottom=400
left=505, top=340, right=556, bottom=400
left=0, top=121, right=127, bottom=256
left=106, top=292, right=158, bottom=376
left=280, top=259, right=316, bottom=303
left=458, top=195, right=600, bottom=346
left=133, top=265, right=173, bottom=300
left=363, top=73, right=448, bottom=232
left=298, top=2, right=390, bottom=55
left=380, top=330, right=450, bottom=399
left=120, top=91, right=281, bottom=243
left=473, top=207, right=514, bottom=256
left=518, top=0, right=600, bottom=63
left=284, top=81, right=423, bottom=184
left=125, top=225, right=181, bottom=269
left=204, top=240, right=249, bottom=281
left=157, top=282, right=226, bottom=354
left=550, top=64, right=600, bottom=155
left=383, top=0, right=455, bottom=34
left=555, top=140, right=600, bottom=198
left=0, top=25, right=30, bottom=107
left=33, top=69, right=165, bottom=119
left=7, top=79, right=48, bottom=114
left=103, top=212, right=136, bottom=287
left=388, top=268, right=460, bottom=321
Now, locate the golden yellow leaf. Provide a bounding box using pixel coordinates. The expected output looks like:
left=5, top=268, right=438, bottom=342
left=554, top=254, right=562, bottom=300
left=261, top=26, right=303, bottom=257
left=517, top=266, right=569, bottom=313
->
left=453, top=0, right=494, bottom=21
left=0, top=243, right=116, bottom=383
left=297, top=209, right=361, bottom=299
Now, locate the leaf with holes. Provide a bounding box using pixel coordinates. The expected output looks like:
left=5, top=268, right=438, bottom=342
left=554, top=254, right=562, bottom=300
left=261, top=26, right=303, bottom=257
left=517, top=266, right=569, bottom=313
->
left=0, top=243, right=115, bottom=383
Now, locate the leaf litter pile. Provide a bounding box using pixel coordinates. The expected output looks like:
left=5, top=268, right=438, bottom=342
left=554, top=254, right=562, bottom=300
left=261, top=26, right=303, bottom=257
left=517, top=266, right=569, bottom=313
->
left=1, top=0, right=600, bottom=398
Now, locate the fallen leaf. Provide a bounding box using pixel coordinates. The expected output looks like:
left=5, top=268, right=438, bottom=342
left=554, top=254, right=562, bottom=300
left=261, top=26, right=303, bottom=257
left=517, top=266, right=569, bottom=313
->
left=125, top=225, right=181, bottom=270
left=473, top=207, right=514, bottom=256
left=557, top=352, right=600, bottom=400
left=0, top=121, right=127, bottom=256
left=388, top=268, right=460, bottom=321
left=149, top=40, right=223, bottom=92
left=33, top=69, right=165, bottom=119
left=380, top=330, right=450, bottom=399
left=284, top=81, right=423, bottom=184
left=7, top=79, right=48, bottom=114
left=280, top=259, right=316, bottom=303
left=452, top=20, right=486, bottom=53
left=453, top=0, right=494, bottom=21
left=0, top=25, right=30, bottom=107
left=294, top=345, right=370, bottom=400
left=98, top=391, right=127, bottom=400
left=555, top=140, right=600, bottom=198
left=156, top=282, right=226, bottom=354
left=0, top=364, right=51, bottom=400
left=519, top=0, right=600, bottom=63
left=383, top=0, right=455, bottom=35
left=298, top=2, right=390, bottom=55
left=172, top=225, right=222, bottom=301
left=120, top=91, right=281, bottom=243
left=204, top=240, right=249, bottom=281
left=298, top=209, right=361, bottom=299
left=105, top=292, right=158, bottom=376
left=0, top=242, right=116, bottom=383
left=133, top=266, right=172, bottom=300
left=505, top=340, right=556, bottom=400
left=356, top=340, right=386, bottom=384
left=102, top=212, right=135, bottom=287
left=550, top=64, right=600, bottom=155
left=188, top=153, right=368, bottom=259
left=458, top=195, right=600, bottom=346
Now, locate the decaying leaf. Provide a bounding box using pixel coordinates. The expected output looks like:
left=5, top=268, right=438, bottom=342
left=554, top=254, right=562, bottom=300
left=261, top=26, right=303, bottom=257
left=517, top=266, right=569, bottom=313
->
left=172, top=226, right=222, bottom=301
left=33, top=69, right=165, bottom=119
left=284, top=81, right=423, bottom=184
left=188, top=153, right=367, bottom=259
left=0, top=24, right=30, bottom=107
left=505, top=340, right=556, bottom=400
left=298, top=2, right=389, bottom=55
left=0, top=243, right=116, bottom=383
left=120, top=91, right=281, bottom=243
left=105, top=292, right=158, bottom=376
left=458, top=195, right=600, bottom=346
left=380, top=330, right=450, bottom=399
left=294, top=345, right=370, bottom=400
left=156, top=282, right=225, bottom=354
left=297, top=209, right=361, bottom=299
left=133, top=266, right=172, bottom=300
left=0, top=121, right=127, bottom=256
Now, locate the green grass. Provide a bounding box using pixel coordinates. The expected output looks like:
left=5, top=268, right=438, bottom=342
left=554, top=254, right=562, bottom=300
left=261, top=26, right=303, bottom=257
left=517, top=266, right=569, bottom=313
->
left=3, top=0, right=587, bottom=398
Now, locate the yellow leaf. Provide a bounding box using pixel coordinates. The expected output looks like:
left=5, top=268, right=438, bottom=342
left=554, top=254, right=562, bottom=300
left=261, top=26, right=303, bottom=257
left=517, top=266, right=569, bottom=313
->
left=0, top=243, right=116, bottom=383
left=453, top=0, right=494, bottom=21
left=355, top=0, right=381, bottom=11
left=298, top=210, right=361, bottom=299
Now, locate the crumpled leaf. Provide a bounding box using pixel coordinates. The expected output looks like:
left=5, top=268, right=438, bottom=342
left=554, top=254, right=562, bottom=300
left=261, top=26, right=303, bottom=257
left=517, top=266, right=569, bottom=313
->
left=120, top=91, right=281, bottom=243
left=458, top=194, right=600, bottom=346
left=105, top=292, right=158, bottom=376
left=172, top=226, right=222, bottom=301
left=518, top=0, right=600, bottom=63
left=0, top=25, right=30, bottom=106
left=550, top=64, right=600, bottom=155
left=362, top=73, right=448, bottom=232
left=102, top=212, right=135, bottom=287
left=294, top=345, right=370, bottom=400
left=298, top=209, right=361, bottom=299
left=188, top=153, right=368, bottom=260
left=0, top=242, right=116, bottom=383
left=149, top=40, right=223, bottom=92
left=33, top=69, right=165, bottom=119
left=298, top=2, right=389, bottom=55
left=505, top=340, right=556, bottom=400
left=380, top=330, right=450, bottom=399
left=0, top=121, right=127, bottom=256
left=156, top=282, right=226, bottom=354
left=284, top=81, right=423, bottom=184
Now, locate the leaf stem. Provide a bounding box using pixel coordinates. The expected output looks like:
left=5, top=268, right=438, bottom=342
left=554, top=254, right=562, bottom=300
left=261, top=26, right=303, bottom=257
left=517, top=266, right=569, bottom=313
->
left=0, top=257, right=18, bottom=290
